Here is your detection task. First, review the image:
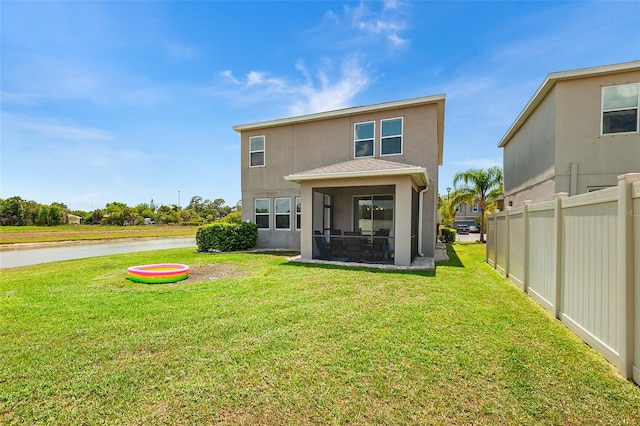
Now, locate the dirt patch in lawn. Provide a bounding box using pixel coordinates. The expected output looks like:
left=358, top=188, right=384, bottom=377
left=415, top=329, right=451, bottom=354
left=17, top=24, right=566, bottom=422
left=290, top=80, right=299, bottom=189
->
left=185, top=263, right=246, bottom=284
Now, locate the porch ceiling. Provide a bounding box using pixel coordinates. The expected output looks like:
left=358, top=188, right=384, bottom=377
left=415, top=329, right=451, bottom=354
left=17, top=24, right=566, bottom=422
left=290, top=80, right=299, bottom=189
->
left=284, top=158, right=429, bottom=187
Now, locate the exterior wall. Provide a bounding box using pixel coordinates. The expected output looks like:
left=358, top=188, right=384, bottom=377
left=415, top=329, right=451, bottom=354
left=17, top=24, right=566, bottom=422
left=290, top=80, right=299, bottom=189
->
left=554, top=70, right=640, bottom=195
left=503, top=66, right=640, bottom=207
left=240, top=102, right=442, bottom=253
left=453, top=202, right=482, bottom=226
left=503, top=88, right=557, bottom=206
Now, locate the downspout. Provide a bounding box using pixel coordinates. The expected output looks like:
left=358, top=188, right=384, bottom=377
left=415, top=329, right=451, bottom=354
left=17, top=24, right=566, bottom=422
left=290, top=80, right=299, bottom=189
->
left=417, top=184, right=430, bottom=257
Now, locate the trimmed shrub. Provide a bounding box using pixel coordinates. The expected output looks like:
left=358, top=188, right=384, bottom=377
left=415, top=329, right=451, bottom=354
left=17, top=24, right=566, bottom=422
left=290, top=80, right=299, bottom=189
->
left=440, top=227, right=457, bottom=243
left=196, top=222, right=258, bottom=252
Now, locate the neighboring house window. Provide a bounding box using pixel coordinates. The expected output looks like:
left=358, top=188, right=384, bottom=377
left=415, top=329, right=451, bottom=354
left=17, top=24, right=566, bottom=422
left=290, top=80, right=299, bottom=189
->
left=254, top=198, right=270, bottom=229
left=354, top=121, right=375, bottom=158
left=381, top=117, right=403, bottom=155
left=472, top=204, right=479, bottom=213
left=602, top=83, right=639, bottom=134
left=250, top=135, right=265, bottom=167
left=275, top=198, right=291, bottom=230
left=295, top=197, right=301, bottom=230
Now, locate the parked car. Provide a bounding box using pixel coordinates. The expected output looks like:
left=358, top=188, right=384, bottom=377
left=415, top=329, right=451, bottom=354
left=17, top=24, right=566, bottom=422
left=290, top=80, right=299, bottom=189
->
left=456, top=224, right=470, bottom=235
left=469, top=225, right=480, bottom=233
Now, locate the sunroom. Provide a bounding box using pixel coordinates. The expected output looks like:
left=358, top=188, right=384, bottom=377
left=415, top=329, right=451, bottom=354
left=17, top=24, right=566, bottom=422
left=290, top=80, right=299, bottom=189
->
left=284, top=158, right=431, bottom=267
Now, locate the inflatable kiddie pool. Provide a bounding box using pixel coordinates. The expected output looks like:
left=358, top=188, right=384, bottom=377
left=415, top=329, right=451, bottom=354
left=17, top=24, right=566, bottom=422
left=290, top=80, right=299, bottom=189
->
left=127, top=263, right=189, bottom=284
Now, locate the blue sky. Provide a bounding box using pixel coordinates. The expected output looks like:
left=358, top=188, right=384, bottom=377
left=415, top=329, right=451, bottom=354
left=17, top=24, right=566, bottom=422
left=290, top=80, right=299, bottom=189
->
left=2, top=1, right=639, bottom=211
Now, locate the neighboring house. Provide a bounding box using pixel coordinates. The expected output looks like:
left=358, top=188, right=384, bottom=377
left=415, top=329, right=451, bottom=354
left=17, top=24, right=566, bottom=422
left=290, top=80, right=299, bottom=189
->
left=234, top=95, right=445, bottom=266
left=499, top=61, right=640, bottom=207
left=453, top=202, right=481, bottom=228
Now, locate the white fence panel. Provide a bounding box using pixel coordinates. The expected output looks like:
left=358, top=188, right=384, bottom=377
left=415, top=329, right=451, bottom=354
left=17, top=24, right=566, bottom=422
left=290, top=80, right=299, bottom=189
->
left=508, top=208, right=525, bottom=289
left=486, top=215, right=497, bottom=267
left=560, top=191, right=619, bottom=363
left=527, top=204, right=556, bottom=312
left=486, top=173, right=640, bottom=383
left=496, top=213, right=507, bottom=275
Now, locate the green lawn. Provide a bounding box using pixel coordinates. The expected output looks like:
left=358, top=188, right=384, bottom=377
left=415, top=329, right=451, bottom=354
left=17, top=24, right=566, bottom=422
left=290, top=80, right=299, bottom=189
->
left=1, top=243, right=639, bottom=424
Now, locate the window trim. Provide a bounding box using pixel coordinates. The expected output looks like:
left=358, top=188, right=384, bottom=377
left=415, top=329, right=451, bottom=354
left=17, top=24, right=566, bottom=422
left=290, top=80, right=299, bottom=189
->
left=380, top=117, right=403, bottom=156
left=274, top=197, right=292, bottom=231
left=249, top=135, right=266, bottom=167
left=601, top=83, right=639, bottom=136
left=254, top=198, right=270, bottom=229
left=354, top=121, right=375, bottom=158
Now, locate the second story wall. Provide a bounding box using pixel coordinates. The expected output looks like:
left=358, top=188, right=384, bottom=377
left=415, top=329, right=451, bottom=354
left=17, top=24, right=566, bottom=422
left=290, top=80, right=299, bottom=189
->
left=503, top=88, right=557, bottom=200
left=240, top=102, right=442, bottom=194
left=555, top=69, right=640, bottom=194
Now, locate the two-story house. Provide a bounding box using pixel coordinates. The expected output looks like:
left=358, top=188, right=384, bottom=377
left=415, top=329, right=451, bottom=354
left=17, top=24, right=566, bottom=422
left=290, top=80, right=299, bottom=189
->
left=233, top=95, right=445, bottom=266
left=499, top=61, right=640, bottom=207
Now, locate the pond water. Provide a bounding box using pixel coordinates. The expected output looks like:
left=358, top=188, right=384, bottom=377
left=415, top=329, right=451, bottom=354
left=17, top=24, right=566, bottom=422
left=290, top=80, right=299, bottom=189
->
left=0, top=237, right=196, bottom=269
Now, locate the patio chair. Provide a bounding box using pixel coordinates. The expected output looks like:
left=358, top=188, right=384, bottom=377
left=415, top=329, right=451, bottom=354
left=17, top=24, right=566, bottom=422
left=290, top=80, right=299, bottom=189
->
left=314, top=231, right=335, bottom=260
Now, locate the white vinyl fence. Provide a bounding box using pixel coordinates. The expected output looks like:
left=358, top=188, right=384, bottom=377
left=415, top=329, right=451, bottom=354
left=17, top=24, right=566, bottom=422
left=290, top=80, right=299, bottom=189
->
left=486, top=173, right=640, bottom=384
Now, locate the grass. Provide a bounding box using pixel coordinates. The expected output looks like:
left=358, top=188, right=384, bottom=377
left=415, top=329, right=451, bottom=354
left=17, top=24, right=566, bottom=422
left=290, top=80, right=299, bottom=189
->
left=0, top=225, right=197, bottom=244
left=1, top=243, right=639, bottom=424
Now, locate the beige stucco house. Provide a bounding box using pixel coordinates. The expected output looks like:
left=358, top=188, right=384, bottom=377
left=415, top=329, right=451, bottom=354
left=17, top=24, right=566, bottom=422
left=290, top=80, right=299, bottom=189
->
left=234, top=95, right=445, bottom=266
left=499, top=61, right=640, bottom=207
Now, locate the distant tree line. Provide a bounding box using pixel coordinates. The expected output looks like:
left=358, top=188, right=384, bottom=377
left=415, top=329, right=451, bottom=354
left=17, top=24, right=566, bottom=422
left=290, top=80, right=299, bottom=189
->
left=0, top=195, right=241, bottom=226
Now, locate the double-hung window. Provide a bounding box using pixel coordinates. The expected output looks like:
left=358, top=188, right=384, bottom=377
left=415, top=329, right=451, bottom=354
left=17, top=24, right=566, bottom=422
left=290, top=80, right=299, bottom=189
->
left=354, top=121, right=374, bottom=158
left=250, top=135, right=265, bottom=167
left=254, top=198, right=270, bottom=229
left=274, top=198, right=291, bottom=230
left=602, top=83, right=639, bottom=135
left=381, top=117, right=403, bottom=155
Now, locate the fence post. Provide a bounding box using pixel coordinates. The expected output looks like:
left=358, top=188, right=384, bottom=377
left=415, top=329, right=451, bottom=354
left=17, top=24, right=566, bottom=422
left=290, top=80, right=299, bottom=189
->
left=505, top=207, right=511, bottom=278
left=553, top=192, right=568, bottom=319
left=617, top=173, right=640, bottom=380
left=522, top=200, right=532, bottom=293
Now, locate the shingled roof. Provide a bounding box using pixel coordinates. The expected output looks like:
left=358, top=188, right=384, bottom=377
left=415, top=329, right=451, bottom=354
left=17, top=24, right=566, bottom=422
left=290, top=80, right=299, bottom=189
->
left=284, top=158, right=429, bottom=187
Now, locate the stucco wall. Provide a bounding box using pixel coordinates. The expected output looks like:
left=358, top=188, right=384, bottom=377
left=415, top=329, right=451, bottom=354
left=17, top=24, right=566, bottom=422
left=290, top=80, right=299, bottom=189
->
left=503, top=88, right=557, bottom=204
left=555, top=70, right=640, bottom=194
left=239, top=102, right=442, bottom=254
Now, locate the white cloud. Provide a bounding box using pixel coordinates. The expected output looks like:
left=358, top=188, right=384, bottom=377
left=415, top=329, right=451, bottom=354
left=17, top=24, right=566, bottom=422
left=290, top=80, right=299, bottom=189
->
left=219, top=58, right=370, bottom=116
left=4, top=113, right=113, bottom=141
left=346, top=0, right=410, bottom=49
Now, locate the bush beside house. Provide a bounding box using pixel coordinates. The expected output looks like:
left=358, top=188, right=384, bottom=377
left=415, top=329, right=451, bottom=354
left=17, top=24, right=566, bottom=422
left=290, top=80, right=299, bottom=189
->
left=196, top=222, right=258, bottom=252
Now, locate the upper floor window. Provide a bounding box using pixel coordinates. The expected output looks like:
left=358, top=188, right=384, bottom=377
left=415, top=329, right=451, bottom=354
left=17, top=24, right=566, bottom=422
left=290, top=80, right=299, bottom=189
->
left=274, top=198, right=291, bottom=230
left=602, top=83, right=639, bottom=135
left=381, top=117, right=403, bottom=155
left=250, top=135, right=265, bottom=167
left=354, top=121, right=374, bottom=158
left=254, top=198, right=270, bottom=229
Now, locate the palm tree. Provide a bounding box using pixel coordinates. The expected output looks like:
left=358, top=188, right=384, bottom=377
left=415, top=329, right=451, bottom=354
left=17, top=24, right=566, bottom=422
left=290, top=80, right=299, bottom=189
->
left=451, top=166, right=503, bottom=243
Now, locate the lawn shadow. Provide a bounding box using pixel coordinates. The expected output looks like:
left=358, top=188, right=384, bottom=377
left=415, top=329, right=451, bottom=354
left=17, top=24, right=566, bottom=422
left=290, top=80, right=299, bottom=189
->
left=281, top=259, right=436, bottom=277
left=436, top=243, right=465, bottom=268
